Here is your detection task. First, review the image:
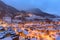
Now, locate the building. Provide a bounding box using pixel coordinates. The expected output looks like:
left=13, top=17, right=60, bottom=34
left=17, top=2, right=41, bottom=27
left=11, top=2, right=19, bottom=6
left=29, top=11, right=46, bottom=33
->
left=0, top=26, right=19, bottom=40
left=3, top=16, right=12, bottom=23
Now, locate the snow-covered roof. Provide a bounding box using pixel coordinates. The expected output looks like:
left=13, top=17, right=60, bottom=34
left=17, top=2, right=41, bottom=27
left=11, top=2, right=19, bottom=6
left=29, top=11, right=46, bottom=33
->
left=17, top=29, right=22, bottom=32
left=0, top=26, right=4, bottom=30
left=2, top=37, right=12, bottom=40
left=31, top=38, right=36, bottom=40
left=0, top=31, right=6, bottom=39
left=23, top=30, right=29, bottom=35
left=56, top=36, right=60, bottom=40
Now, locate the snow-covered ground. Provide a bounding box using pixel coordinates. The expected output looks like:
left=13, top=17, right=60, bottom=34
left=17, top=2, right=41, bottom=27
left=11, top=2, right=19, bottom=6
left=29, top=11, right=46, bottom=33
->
left=2, top=37, right=12, bottom=40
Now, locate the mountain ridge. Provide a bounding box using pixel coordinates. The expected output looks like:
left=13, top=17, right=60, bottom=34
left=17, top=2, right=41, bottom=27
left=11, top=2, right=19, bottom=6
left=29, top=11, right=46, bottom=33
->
left=0, top=0, right=60, bottom=19
left=0, top=0, right=19, bottom=19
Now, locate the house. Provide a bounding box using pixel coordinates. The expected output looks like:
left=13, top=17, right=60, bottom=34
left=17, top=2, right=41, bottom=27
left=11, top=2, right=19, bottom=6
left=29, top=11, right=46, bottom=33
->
left=0, top=26, right=19, bottom=40
left=12, top=19, right=22, bottom=23
left=3, top=16, right=12, bottom=23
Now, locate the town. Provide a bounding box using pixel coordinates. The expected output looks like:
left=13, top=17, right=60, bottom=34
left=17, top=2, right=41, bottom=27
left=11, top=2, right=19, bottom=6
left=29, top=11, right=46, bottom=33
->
left=0, top=0, right=60, bottom=40
left=0, top=16, right=60, bottom=40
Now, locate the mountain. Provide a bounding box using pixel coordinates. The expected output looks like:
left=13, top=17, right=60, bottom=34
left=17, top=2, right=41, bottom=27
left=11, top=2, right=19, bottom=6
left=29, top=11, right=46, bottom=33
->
left=0, top=0, right=60, bottom=20
left=27, top=8, right=59, bottom=18
left=14, top=8, right=60, bottom=21
left=0, top=0, right=19, bottom=19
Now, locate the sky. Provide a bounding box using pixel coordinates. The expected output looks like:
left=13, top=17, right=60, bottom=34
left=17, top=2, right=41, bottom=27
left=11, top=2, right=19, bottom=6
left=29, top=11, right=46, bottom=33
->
left=1, top=0, right=60, bottom=16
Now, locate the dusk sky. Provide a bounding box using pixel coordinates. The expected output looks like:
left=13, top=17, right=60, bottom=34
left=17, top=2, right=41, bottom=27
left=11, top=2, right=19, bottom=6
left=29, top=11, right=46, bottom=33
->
left=2, top=0, right=60, bottom=16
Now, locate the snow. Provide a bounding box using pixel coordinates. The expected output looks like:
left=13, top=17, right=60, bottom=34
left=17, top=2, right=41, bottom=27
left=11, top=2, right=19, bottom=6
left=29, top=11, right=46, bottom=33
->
left=3, top=17, right=12, bottom=23
left=17, top=29, right=22, bottom=32
left=25, top=14, right=42, bottom=20
left=31, top=38, right=36, bottom=40
left=23, top=30, right=28, bottom=35
left=56, top=36, right=60, bottom=40
left=0, top=26, right=3, bottom=30
left=2, top=37, right=12, bottom=40
left=12, top=19, right=22, bottom=23
left=19, top=36, right=25, bottom=40
left=0, top=31, right=6, bottom=38
left=12, top=36, right=18, bottom=39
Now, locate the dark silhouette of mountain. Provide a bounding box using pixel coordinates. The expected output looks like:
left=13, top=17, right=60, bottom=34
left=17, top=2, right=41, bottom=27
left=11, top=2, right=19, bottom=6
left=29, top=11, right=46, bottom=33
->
left=0, top=0, right=19, bottom=19
left=28, top=8, right=59, bottom=18
left=0, top=0, right=59, bottom=20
